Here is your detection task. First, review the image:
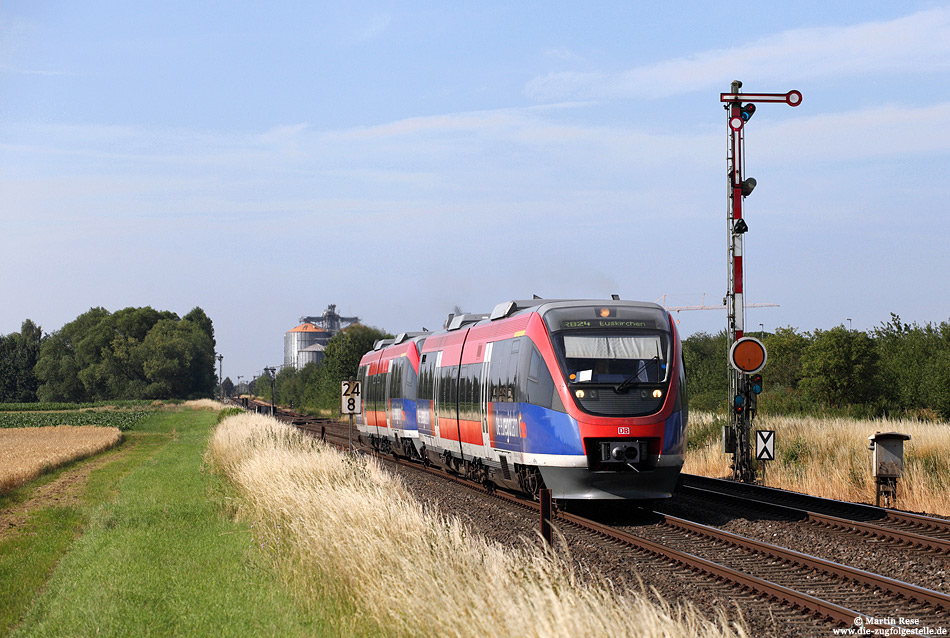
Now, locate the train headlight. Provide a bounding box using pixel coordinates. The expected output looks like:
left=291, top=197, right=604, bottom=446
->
left=575, top=389, right=585, bottom=399
left=652, top=389, right=663, bottom=399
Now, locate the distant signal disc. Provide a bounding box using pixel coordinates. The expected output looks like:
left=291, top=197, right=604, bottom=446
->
left=729, top=337, right=767, bottom=374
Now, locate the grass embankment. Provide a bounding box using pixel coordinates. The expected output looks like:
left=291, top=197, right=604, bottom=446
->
left=0, top=426, right=122, bottom=493
left=2, top=405, right=329, bottom=637
left=686, top=411, right=950, bottom=516
left=208, top=413, right=745, bottom=638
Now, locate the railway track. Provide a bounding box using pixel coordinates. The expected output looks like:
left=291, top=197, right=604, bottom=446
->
left=383, top=453, right=950, bottom=631
left=239, top=402, right=950, bottom=632
left=678, top=473, right=950, bottom=554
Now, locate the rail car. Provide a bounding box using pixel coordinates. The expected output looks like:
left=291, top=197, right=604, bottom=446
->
left=356, top=299, right=687, bottom=501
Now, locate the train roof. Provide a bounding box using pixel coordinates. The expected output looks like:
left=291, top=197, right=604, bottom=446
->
left=488, top=298, right=666, bottom=321
left=362, top=298, right=669, bottom=362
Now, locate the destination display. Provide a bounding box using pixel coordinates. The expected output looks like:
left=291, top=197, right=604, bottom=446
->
left=560, top=319, right=650, bottom=330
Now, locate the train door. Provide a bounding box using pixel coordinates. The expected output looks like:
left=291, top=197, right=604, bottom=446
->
left=478, top=341, right=493, bottom=458
left=431, top=350, right=442, bottom=442
left=382, top=357, right=392, bottom=434
left=356, top=364, right=369, bottom=436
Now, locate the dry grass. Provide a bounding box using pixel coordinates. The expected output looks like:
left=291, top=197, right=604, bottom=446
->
left=208, top=413, right=746, bottom=638
left=685, top=412, right=950, bottom=516
left=0, top=426, right=123, bottom=494
left=182, top=399, right=225, bottom=411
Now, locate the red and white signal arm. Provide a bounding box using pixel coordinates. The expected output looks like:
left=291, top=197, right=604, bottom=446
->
left=341, top=380, right=362, bottom=414
left=729, top=337, right=767, bottom=374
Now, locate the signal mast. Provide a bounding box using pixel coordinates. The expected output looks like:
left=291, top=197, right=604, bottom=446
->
left=721, top=80, right=801, bottom=482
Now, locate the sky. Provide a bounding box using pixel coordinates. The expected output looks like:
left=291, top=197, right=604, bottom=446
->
left=2, top=2, right=950, bottom=382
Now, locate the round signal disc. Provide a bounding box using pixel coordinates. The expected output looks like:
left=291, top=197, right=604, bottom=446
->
left=729, top=337, right=767, bottom=374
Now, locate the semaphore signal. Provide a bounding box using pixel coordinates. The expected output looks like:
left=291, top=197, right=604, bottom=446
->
left=720, top=80, right=801, bottom=483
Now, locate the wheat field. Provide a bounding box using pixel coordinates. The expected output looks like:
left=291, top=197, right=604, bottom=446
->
left=0, top=425, right=123, bottom=493
left=208, top=413, right=746, bottom=638
left=685, top=412, right=950, bottom=516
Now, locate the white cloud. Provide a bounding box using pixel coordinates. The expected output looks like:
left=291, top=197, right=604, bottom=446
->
left=543, top=47, right=578, bottom=61
left=351, top=12, right=392, bottom=44
left=525, top=7, right=950, bottom=100
left=754, top=102, right=950, bottom=163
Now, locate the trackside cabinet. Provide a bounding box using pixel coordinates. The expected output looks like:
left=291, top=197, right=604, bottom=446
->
left=867, top=431, right=911, bottom=507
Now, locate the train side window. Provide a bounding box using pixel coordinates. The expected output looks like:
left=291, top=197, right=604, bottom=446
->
left=418, top=355, right=436, bottom=401
left=489, top=339, right=511, bottom=403
left=388, top=360, right=401, bottom=401
left=438, top=363, right=457, bottom=410
left=528, top=349, right=541, bottom=383
left=524, top=344, right=565, bottom=413
left=462, top=363, right=479, bottom=421
left=507, top=338, right=521, bottom=403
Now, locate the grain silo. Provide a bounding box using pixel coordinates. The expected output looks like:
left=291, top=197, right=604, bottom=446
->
left=283, top=324, right=331, bottom=370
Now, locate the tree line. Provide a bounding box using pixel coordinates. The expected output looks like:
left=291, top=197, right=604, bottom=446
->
left=684, top=314, right=950, bottom=419
left=247, top=324, right=391, bottom=414
left=0, top=306, right=217, bottom=403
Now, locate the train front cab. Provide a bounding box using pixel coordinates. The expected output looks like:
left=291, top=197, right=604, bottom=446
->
left=356, top=335, right=424, bottom=458
left=524, top=302, right=687, bottom=501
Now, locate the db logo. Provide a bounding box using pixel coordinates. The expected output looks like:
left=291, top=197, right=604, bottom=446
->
left=618, top=427, right=630, bottom=435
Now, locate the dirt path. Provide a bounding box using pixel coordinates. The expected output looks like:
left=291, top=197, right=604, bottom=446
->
left=0, top=440, right=136, bottom=542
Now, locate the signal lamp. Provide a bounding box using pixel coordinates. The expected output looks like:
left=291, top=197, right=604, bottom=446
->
left=733, top=219, right=749, bottom=234
left=740, top=103, right=756, bottom=121
left=733, top=394, right=745, bottom=415
left=741, top=177, right=757, bottom=196
left=750, top=374, right=763, bottom=394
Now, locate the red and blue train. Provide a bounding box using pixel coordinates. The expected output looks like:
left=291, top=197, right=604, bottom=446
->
left=356, top=299, right=687, bottom=501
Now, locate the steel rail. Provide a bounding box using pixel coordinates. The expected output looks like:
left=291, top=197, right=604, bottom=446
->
left=677, top=484, right=950, bottom=554
left=553, top=509, right=897, bottom=630
left=681, top=473, right=950, bottom=540
left=655, top=511, right=950, bottom=612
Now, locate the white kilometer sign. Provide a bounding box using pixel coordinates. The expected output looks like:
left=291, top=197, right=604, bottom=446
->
left=341, top=380, right=362, bottom=415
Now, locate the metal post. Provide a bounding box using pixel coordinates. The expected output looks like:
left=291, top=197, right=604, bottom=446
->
left=725, top=81, right=754, bottom=483
left=216, top=354, right=223, bottom=398
left=539, top=488, right=553, bottom=546
left=264, top=366, right=276, bottom=417
left=348, top=376, right=355, bottom=452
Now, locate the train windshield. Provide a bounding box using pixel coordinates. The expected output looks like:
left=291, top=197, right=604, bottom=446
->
left=553, top=332, right=670, bottom=386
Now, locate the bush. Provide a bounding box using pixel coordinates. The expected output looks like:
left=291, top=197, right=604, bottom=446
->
left=216, top=407, right=244, bottom=423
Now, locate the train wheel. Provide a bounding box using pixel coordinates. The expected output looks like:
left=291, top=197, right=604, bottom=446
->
left=517, top=466, right=543, bottom=500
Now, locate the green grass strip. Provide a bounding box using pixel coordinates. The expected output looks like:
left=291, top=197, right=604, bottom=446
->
left=7, top=409, right=330, bottom=637
left=0, top=431, right=165, bottom=635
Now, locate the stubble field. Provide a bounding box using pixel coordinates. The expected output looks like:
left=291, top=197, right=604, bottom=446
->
left=0, top=426, right=122, bottom=494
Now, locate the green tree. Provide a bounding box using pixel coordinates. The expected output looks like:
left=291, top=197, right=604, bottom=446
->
left=313, top=325, right=391, bottom=411
left=36, top=308, right=111, bottom=402
left=800, top=326, right=882, bottom=409
left=682, top=331, right=728, bottom=411
left=35, top=306, right=217, bottom=401
left=0, top=319, right=43, bottom=402
left=763, top=326, right=809, bottom=390
left=139, top=318, right=215, bottom=399
left=874, top=315, right=950, bottom=418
